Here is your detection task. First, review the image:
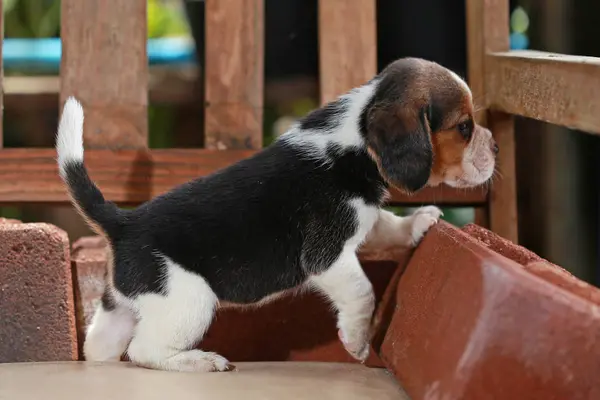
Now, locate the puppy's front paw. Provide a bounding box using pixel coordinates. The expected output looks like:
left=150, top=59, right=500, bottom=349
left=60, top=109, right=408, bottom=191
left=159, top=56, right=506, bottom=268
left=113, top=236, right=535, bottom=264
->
left=409, top=206, right=443, bottom=246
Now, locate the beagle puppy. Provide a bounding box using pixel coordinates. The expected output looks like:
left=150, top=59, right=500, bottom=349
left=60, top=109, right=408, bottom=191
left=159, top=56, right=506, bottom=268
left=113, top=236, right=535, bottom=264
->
left=56, top=57, right=497, bottom=372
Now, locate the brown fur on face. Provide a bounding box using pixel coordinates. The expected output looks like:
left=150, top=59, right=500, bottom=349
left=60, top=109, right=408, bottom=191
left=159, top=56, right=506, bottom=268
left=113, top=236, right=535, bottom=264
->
left=362, top=58, right=497, bottom=192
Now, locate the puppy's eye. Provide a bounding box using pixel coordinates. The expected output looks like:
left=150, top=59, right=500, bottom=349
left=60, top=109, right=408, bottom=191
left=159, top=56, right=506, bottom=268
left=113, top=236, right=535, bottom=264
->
left=457, top=121, right=472, bottom=140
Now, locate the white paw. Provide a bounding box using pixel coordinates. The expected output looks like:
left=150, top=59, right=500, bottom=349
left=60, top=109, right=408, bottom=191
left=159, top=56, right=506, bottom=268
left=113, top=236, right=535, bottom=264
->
left=157, top=350, right=231, bottom=373
left=409, top=206, right=443, bottom=245
left=338, top=326, right=370, bottom=363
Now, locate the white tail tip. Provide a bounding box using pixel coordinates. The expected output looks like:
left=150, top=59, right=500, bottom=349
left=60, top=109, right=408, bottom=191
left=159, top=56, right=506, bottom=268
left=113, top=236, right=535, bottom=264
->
left=56, top=97, right=85, bottom=178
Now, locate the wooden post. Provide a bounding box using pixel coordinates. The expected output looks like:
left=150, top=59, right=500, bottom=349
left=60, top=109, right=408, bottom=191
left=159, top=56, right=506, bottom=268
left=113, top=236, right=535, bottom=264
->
left=60, top=0, right=148, bottom=149
left=204, top=0, right=264, bottom=150
left=466, top=0, right=518, bottom=242
left=318, top=0, right=377, bottom=104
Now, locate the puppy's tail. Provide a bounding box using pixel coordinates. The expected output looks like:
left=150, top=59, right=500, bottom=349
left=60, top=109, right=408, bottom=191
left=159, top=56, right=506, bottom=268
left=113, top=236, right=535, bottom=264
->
left=56, top=97, right=123, bottom=239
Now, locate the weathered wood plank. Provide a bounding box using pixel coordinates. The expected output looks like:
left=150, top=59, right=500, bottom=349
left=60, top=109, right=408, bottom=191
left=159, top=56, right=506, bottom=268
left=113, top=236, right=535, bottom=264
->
left=3, top=73, right=317, bottom=107
left=388, top=186, right=487, bottom=206
left=0, top=149, right=254, bottom=203
left=60, top=0, right=148, bottom=148
left=466, top=0, right=518, bottom=242
left=204, top=0, right=264, bottom=150
left=487, top=51, right=600, bottom=134
left=318, top=0, right=377, bottom=104
left=0, top=149, right=486, bottom=205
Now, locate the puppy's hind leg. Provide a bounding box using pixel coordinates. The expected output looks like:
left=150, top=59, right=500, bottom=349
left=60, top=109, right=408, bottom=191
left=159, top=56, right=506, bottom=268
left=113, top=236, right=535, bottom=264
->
left=126, top=256, right=230, bottom=372
left=84, top=288, right=137, bottom=362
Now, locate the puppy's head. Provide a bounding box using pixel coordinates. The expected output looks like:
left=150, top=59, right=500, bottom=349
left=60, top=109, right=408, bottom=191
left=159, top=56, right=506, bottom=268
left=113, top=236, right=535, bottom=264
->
left=361, top=58, right=497, bottom=192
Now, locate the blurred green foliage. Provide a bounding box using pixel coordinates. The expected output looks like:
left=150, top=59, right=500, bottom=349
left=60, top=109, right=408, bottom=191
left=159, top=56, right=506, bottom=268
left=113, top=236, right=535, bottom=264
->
left=3, top=0, right=190, bottom=39
left=148, top=105, right=176, bottom=148
left=147, top=0, right=190, bottom=38
left=4, top=0, right=60, bottom=38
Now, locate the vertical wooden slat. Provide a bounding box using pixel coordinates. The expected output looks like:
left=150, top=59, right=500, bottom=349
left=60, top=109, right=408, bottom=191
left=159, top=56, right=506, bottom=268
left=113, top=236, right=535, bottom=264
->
left=466, top=0, right=518, bottom=242
left=488, top=110, right=518, bottom=237
left=204, top=0, right=264, bottom=150
left=466, top=0, right=486, bottom=126
left=318, top=0, right=377, bottom=105
left=60, top=0, right=148, bottom=148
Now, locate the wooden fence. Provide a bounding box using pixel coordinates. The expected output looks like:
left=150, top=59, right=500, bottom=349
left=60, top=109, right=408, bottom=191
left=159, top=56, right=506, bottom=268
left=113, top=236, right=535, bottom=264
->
left=1, top=0, right=595, bottom=244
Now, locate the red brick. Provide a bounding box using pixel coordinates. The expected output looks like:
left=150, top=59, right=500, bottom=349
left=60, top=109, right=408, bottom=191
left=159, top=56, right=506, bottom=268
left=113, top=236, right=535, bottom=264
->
left=370, top=252, right=411, bottom=352
left=72, top=236, right=402, bottom=366
left=462, top=223, right=600, bottom=303
left=525, top=261, right=600, bottom=307
left=72, top=235, right=107, bottom=251
left=201, top=259, right=395, bottom=367
left=381, top=221, right=600, bottom=400
left=71, top=236, right=110, bottom=360
left=462, top=223, right=546, bottom=266
left=0, top=223, right=78, bottom=362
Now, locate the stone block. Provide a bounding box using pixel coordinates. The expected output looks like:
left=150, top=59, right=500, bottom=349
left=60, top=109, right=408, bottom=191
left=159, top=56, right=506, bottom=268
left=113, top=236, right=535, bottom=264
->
left=0, top=223, right=77, bottom=362
left=0, top=218, right=22, bottom=225
left=381, top=221, right=600, bottom=400
left=462, top=223, right=600, bottom=305
left=71, top=236, right=110, bottom=359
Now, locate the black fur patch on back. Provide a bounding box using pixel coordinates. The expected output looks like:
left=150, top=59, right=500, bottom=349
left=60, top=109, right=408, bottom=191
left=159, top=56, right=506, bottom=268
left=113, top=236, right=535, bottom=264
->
left=299, top=98, right=349, bottom=131
left=110, top=141, right=386, bottom=303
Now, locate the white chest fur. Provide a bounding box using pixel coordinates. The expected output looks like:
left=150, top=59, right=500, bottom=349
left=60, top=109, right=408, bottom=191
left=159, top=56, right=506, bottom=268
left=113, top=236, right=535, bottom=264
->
left=345, top=197, right=380, bottom=249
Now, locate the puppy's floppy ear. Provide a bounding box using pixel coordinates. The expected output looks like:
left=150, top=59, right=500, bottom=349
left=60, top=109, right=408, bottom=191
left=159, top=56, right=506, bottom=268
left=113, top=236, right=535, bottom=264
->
left=366, top=105, right=434, bottom=193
